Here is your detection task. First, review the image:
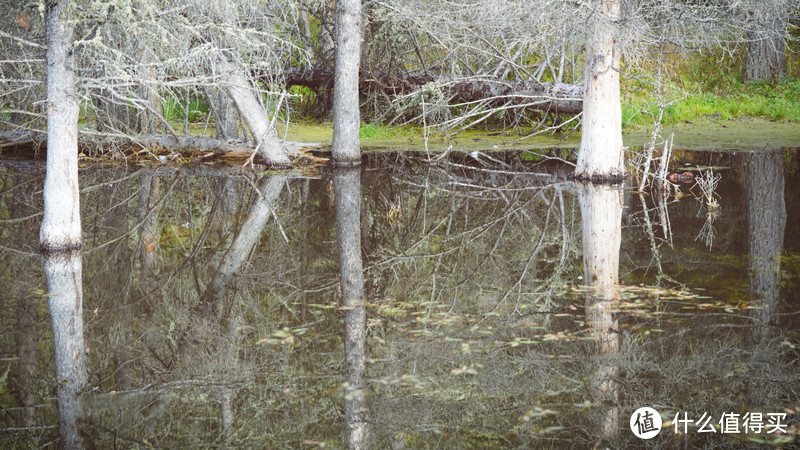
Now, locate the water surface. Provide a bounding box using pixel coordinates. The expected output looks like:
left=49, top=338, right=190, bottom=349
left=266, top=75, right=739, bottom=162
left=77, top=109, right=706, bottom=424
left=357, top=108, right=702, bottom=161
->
left=1, top=149, right=799, bottom=448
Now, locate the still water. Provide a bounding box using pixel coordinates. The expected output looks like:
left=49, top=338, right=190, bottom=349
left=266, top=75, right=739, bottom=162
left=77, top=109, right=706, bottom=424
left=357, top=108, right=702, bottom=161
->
left=1, top=149, right=799, bottom=448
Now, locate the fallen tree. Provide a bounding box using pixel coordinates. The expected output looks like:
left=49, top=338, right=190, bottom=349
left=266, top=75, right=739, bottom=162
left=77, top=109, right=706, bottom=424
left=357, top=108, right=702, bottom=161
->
left=0, top=130, right=316, bottom=158
left=278, top=65, right=583, bottom=115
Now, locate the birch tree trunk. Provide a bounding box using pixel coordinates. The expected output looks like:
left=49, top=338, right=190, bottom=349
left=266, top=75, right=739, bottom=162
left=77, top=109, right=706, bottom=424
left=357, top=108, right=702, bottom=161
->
left=40, top=0, right=81, bottom=251
left=332, top=0, right=363, bottom=164
left=217, top=57, right=290, bottom=167
left=575, top=0, right=624, bottom=182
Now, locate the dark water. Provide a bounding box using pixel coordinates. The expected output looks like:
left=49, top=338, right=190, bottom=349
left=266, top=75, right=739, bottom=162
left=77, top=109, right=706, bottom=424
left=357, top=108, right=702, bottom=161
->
left=1, top=149, right=799, bottom=448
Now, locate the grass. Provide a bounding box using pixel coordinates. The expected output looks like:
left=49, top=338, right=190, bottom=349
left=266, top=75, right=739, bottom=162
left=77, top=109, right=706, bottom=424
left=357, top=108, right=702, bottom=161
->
left=621, top=50, right=800, bottom=128
left=359, top=122, right=394, bottom=139
left=359, top=122, right=418, bottom=140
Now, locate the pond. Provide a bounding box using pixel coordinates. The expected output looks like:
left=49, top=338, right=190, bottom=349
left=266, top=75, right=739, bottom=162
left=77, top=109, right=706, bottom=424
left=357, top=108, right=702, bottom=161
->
left=1, top=148, right=799, bottom=448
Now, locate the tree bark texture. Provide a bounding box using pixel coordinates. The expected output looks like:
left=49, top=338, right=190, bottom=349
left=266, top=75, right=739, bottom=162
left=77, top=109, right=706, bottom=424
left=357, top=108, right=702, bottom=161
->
left=43, top=250, right=87, bottom=450
left=332, top=0, right=363, bottom=163
left=41, top=0, right=81, bottom=251
left=217, top=57, right=290, bottom=167
left=744, top=0, right=788, bottom=83
left=575, top=0, right=624, bottom=181
left=333, top=167, right=368, bottom=449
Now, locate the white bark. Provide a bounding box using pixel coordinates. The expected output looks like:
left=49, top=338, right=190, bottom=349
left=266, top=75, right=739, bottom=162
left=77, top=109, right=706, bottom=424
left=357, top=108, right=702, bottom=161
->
left=40, top=0, right=81, bottom=251
left=575, top=0, right=624, bottom=181
left=332, top=0, right=363, bottom=163
left=217, top=57, right=290, bottom=167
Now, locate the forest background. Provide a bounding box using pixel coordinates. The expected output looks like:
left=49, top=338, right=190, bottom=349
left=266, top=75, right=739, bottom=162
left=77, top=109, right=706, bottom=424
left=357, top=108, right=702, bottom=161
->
left=1, top=0, right=799, bottom=163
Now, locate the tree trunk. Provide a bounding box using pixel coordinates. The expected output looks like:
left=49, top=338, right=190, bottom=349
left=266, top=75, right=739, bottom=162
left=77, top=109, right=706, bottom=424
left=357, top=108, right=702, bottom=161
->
left=41, top=0, right=81, bottom=251
left=217, top=57, right=290, bottom=167
left=320, top=0, right=337, bottom=62
left=575, top=0, right=624, bottom=182
left=203, top=87, right=240, bottom=139
left=332, top=0, right=363, bottom=163
left=744, top=0, right=788, bottom=83
left=334, top=167, right=368, bottom=449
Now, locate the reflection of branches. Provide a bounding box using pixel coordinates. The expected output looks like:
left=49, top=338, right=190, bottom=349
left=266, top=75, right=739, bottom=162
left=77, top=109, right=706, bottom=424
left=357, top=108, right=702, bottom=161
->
left=689, top=168, right=722, bottom=251
left=695, top=210, right=718, bottom=251
left=365, top=163, right=579, bottom=327
left=85, top=170, right=181, bottom=254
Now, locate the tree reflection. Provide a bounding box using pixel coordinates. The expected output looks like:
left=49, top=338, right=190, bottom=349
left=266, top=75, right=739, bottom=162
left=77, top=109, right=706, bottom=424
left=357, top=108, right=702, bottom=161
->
left=10, top=169, right=41, bottom=431
left=4, top=153, right=800, bottom=447
left=184, top=173, right=285, bottom=442
left=333, top=166, right=369, bottom=449
left=42, top=249, right=87, bottom=449
left=578, top=182, right=623, bottom=446
left=744, top=151, right=786, bottom=343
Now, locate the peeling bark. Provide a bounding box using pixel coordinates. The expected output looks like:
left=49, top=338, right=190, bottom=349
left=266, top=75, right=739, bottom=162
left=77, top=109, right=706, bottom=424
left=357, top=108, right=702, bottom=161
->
left=41, top=0, right=81, bottom=251
left=574, top=0, right=624, bottom=181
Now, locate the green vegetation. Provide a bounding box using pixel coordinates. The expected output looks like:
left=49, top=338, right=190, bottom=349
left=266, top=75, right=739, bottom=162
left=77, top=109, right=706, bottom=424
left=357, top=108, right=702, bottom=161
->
left=162, top=93, right=209, bottom=123
left=359, top=122, right=393, bottom=139
left=621, top=52, right=800, bottom=128
left=359, top=122, right=418, bottom=141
